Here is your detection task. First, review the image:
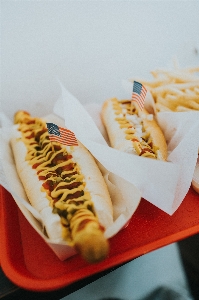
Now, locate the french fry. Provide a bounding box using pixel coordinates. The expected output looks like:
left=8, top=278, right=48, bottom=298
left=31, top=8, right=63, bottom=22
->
left=175, top=106, right=195, bottom=112
left=155, top=102, right=172, bottom=112
left=185, top=89, right=196, bottom=96
left=183, top=66, right=199, bottom=73
left=156, top=96, right=177, bottom=111
left=194, top=87, right=199, bottom=94
left=188, top=100, right=199, bottom=110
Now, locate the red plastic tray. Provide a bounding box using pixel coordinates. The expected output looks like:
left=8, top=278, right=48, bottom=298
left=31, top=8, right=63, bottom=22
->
left=1, top=185, right=199, bottom=292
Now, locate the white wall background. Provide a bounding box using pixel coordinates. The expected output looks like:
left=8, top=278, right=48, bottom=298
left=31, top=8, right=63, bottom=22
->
left=1, top=0, right=199, bottom=119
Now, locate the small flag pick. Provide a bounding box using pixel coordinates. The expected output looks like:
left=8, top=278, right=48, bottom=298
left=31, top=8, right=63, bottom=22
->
left=46, top=123, right=78, bottom=146
left=131, top=81, right=147, bottom=110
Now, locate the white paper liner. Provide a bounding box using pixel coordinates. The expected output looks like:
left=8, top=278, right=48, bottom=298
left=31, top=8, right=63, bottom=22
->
left=0, top=101, right=141, bottom=261
left=53, top=80, right=199, bottom=215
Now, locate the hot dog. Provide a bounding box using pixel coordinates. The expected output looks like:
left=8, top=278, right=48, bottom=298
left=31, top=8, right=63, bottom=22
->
left=101, top=98, right=167, bottom=160
left=10, top=111, right=113, bottom=263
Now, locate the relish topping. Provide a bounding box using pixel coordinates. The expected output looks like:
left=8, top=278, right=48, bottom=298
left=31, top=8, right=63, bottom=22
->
left=111, top=98, right=158, bottom=158
left=15, top=112, right=103, bottom=244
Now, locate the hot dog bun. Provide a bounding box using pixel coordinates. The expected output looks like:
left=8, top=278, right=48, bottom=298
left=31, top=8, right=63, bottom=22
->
left=101, top=98, right=167, bottom=160
left=10, top=111, right=113, bottom=263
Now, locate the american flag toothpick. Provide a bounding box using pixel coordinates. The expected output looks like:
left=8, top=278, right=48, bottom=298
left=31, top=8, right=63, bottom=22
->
left=131, top=81, right=147, bottom=110
left=46, top=123, right=78, bottom=146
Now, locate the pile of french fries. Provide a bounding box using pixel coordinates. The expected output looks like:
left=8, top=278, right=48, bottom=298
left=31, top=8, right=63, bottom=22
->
left=130, top=66, right=199, bottom=112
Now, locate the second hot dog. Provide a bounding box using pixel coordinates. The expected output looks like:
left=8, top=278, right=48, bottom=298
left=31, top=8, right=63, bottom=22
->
left=101, top=98, right=167, bottom=160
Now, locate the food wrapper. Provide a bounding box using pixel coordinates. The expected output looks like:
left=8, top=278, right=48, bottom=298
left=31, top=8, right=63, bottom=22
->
left=121, top=79, right=199, bottom=212
left=0, top=92, right=141, bottom=261
left=54, top=80, right=199, bottom=215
